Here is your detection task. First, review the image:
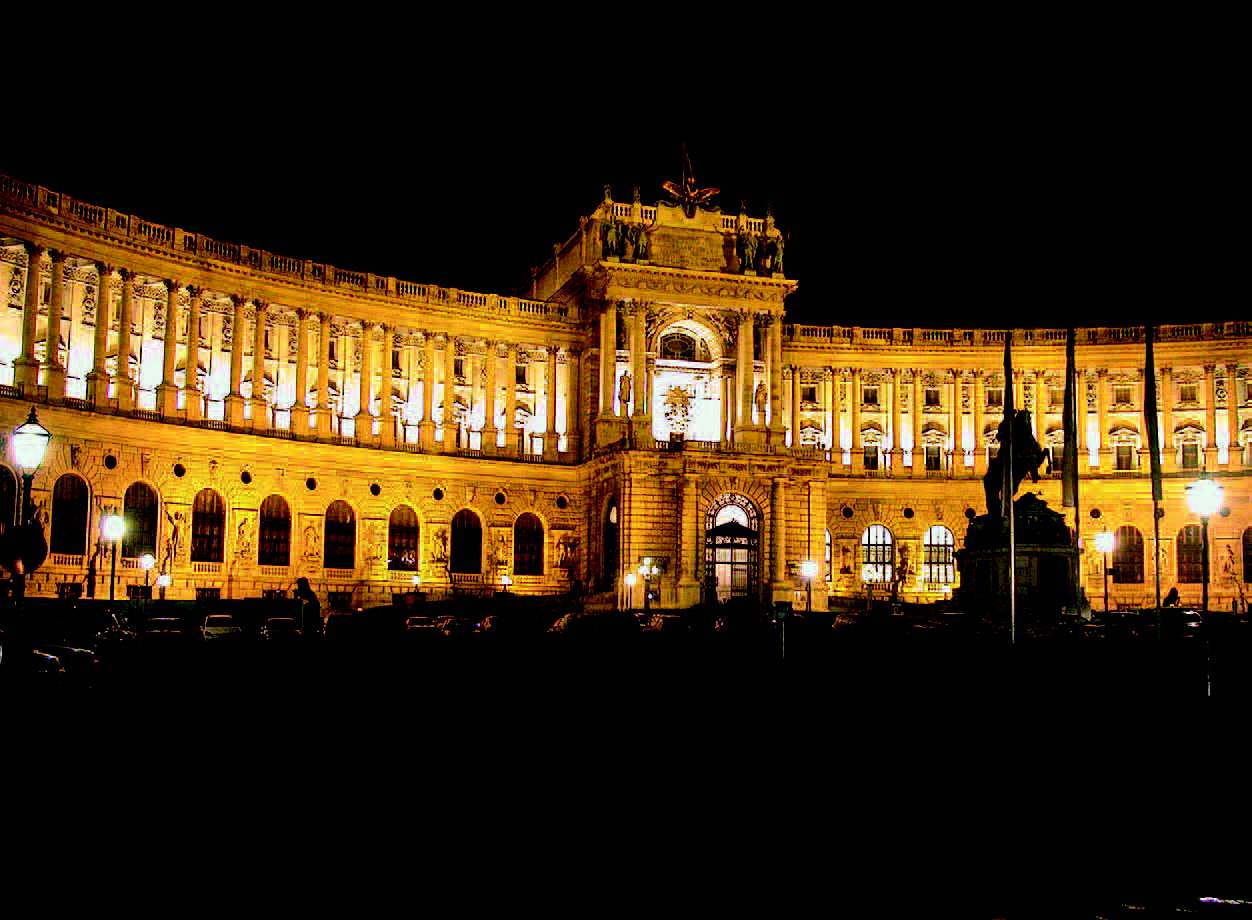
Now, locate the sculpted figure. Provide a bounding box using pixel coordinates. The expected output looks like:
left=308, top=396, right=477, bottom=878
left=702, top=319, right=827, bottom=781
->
left=754, top=382, right=768, bottom=419
left=771, top=235, right=785, bottom=275
left=603, top=219, right=619, bottom=258
left=737, top=226, right=757, bottom=273
left=618, top=372, right=632, bottom=410
left=633, top=224, right=649, bottom=261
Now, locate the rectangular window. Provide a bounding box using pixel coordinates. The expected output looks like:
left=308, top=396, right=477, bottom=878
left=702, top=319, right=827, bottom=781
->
left=924, top=387, right=941, bottom=407
left=1051, top=444, right=1064, bottom=473
left=516, top=365, right=528, bottom=387
left=392, top=348, right=402, bottom=371
left=195, top=587, right=221, bottom=603
left=801, top=385, right=817, bottom=404
left=328, top=591, right=353, bottom=611
left=862, top=386, right=878, bottom=406
left=1179, top=383, right=1198, bottom=404
left=1114, top=385, right=1132, bottom=405
left=925, top=446, right=942, bottom=471
left=57, top=582, right=83, bottom=600
left=1181, top=442, right=1199, bottom=469
left=863, top=446, right=878, bottom=470
left=987, top=388, right=1003, bottom=408
left=328, top=340, right=338, bottom=363
left=1049, top=387, right=1065, bottom=408
left=454, top=358, right=465, bottom=382
left=262, top=589, right=288, bottom=601
left=1115, top=445, right=1135, bottom=470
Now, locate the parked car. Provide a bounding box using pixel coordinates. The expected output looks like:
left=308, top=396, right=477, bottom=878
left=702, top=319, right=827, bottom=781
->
left=260, top=616, right=302, bottom=641
left=201, top=614, right=244, bottom=641
left=144, top=617, right=189, bottom=641
left=95, top=611, right=139, bottom=647
left=439, top=616, right=481, bottom=638
left=34, top=644, right=101, bottom=685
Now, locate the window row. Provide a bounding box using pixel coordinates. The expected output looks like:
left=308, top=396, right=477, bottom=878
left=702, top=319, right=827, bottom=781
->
left=7, top=471, right=548, bottom=575
left=1106, top=525, right=1252, bottom=585
left=819, top=524, right=957, bottom=586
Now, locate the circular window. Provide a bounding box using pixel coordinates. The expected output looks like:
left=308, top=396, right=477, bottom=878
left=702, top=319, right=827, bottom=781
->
left=964, top=508, right=977, bottom=520
left=433, top=487, right=444, bottom=501
left=556, top=495, right=568, bottom=510
left=104, top=454, right=118, bottom=470
left=370, top=483, right=381, bottom=497
left=240, top=471, right=252, bottom=485
left=1220, top=506, right=1231, bottom=518
left=306, top=477, right=317, bottom=491
left=173, top=463, right=186, bottom=478
left=1090, top=508, right=1101, bottom=519
left=841, top=506, right=854, bottom=519
left=1155, top=507, right=1166, bottom=519
left=903, top=507, right=914, bottom=519
left=494, top=492, right=506, bottom=505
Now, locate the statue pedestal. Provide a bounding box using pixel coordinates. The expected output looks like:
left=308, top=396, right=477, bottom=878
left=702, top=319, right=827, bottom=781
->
left=594, top=415, right=626, bottom=447
left=734, top=425, right=766, bottom=448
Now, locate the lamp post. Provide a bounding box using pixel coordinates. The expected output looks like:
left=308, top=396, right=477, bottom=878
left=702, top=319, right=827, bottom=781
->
left=12, top=406, right=51, bottom=528
left=624, top=571, right=637, bottom=611
left=1186, top=477, right=1224, bottom=615
left=500, top=573, right=512, bottom=594
left=101, top=511, right=125, bottom=603
left=799, top=559, right=818, bottom=613
left=156, top=571, right=171, bottom=601
left=1093, top=530, right=1114, bottom=613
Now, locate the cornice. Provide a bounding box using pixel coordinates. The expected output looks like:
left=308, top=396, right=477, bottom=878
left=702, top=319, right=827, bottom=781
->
left=590, top=261, right=796, bottom=307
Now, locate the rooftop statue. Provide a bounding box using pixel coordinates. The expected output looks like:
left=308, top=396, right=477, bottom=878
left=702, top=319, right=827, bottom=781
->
left=661, top=145, right=719, bottom=219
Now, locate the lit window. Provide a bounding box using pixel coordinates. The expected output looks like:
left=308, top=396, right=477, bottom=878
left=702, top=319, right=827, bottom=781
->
left=987, top=388, right=1003, bottom=408
left=1114, top=385, right=1132, bottom=405
left=1179, top=383, right=1198, bottom=404
left=1112, top=526, right=1144, bottom=584
left=1181, top=442, right=1200, bottom=469
left=861, top=524, right=893, bottom=583
left=923, top=525, right=955, bottom=586
left=824, top=529, right=832, bottom=583
left=1049, top=387, right=1065, bottom=408
left=802, top=385, right=817, bottom=404
left=1177, top=525, right=1203, bottom=584
left=1115, top=445, right=1135, bottom=470
left=863, top=446, right=878, bottom=470
left=925, top=446, right=942, bottom=471
left=924, top=387, right=940, bottom=407
left=862, top=386, right=878, bottom=406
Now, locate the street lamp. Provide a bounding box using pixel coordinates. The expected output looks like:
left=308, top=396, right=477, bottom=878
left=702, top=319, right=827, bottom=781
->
left=101, top=511, right=125, bottom=603
left=156, top=571, right=171, bottom=601
left=500, top=573, right=512, bottom=593
left=12, top=406, right=51, bottom=526
left=624, top=571, right=637, bottom=610
left=799, top=559, right=818, bottom=613
left=1093, top=530, right=1114, bottom=613
left=140, top=551, right=155, bottom=597
left=1186, top=477, right=1224, bottom=614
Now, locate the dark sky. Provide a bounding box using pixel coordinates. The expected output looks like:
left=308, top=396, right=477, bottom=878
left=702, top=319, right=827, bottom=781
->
left=1, top=54, right=1237, bottom=331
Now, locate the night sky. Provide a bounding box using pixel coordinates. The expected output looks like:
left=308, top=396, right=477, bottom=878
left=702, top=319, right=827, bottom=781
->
left=1, top=58, right=1237, bottom=331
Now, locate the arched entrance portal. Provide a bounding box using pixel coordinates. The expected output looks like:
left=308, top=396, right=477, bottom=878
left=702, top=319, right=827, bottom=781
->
left=704, top=494, right=761, bottom=603
left=650, top=321, right=725, bottom=442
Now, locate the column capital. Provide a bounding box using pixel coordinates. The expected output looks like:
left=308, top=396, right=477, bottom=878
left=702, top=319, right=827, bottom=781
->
left=295, top=307, right=311, bottom=321
left=1096, top=367, right=1108, bottom=378
left=1204, top=363, right=1217, bottom=375
left=377, top=321, right=390, bottom=335
left=165, top=279, right=181, bottom=294
left=187, top=285, right=203, bottom=299
left=317, top=310, right=331, bottom=325
left=253, top=299, right=269, bottom=314
left=95, top=261, right=113, bottom=278
left=23, top=241, right=45, bottom=259
left=119, top=268, right=137, bottom=282
left=48, top=248, right=65, bottom=264
left=231, top=293, right=248, bottom=308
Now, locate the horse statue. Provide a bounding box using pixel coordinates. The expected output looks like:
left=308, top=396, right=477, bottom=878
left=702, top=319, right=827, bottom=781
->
left=983, top=409, right=1048, bottom=517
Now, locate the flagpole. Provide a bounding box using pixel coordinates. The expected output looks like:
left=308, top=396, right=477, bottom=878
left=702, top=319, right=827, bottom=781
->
left=1144, top=324, right=1165, bottom=638
left=1004, top=329, right=1016, bottom=645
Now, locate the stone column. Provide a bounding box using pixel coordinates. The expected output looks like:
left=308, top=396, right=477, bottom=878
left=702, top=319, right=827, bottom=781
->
left=1204, top=364, right=1218, bottom=469
left=737, top=311, right=755, bottom=433
left=355, top=322, right=373, bottom=435
left=315, top=312, right=332, bottom=435
left=1097, top=368, right=1109, bottom=471
left=771, top=477, right=789, bottom=601
left=566, top=347, right=582, bottom=459
left=629, top=304, right=646, bottom=419
left=443, top=335, right=457, bottom=450
left=293, top=309, right=311, bottom=430
left=790, top=364, right=802, bottom=448
left=248, top=301, right=269, bottom=429
left=14, top=242, right=44, bottom=391
left=1013, top=369, right=1024, bottom=417
left=378, top=324, right=394, bottom=447
left=807, top=478, right=829, bottom=612
left=184, top=287, right=202, bottom=421
left=44, top=250, right=67, bottom=398
left=851, top=368, right=863, bottom=472
left=598, top=304, right=616, bottom=419
left=545, top=347, right=559, bottom=459
left=480, top=339, right=498, bottom=453
left=116, top=270, right=137, bottom=410
left=504, top=343, right=519, bottom=456
left=87, top=262, right=112, bottom=406
left=1227, top=364, right=1242, bottom=470
left=1033, top=370, right=1046, bottom=440
left=889, top=367, right=902, bottom=470
left=420, top=332, right=436, bottom=448
left=768, top=314, right=783, bottom=435
left=719, top=367, right=730, bottom=445
left=951, top=370, right=963, bottom=476
left=973, top=370, right=986, bottom=475
left=1159, top=366, right=1173, bottom=471
left=830, top=368, right=841, bottom=459
left=158, top=280, right=180, bottom=414
left=224, top=295, right=247, bottom=424
left=912, top=371, right=925, bottom=479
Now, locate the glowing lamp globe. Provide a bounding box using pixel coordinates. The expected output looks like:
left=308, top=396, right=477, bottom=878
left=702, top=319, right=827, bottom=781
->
left=1186, top=479, right=1224, bottom=518
left=140, top=552, right=156, bottom=571
left=12, top=406, right=51, bottom=474
left=500, top=574, right=512, bottom=587
left=1093, top=532, right=1115, bottom=555
left=156, top=573, right=172, bottom=588
left=102, top=514, right=125, bottom=542
left=624, top=572, right=638, bottom=587
left=799, top=560, right=819, bottom=578
left=411, top=574, right=422, bottom=586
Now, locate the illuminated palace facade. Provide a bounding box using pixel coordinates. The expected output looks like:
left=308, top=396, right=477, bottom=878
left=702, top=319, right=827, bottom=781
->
left=1, top=173, right=1249, bottom=613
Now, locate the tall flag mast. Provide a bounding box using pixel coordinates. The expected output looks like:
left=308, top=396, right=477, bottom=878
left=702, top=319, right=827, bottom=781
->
left=1144, top=324, right=1164, bottom=625
left=1062, top=327, right=1081, bottom=609
left=1003, top=329, right=1016, bottom=644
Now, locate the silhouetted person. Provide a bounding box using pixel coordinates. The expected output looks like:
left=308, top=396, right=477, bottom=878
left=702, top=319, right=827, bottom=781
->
left=1163, top=586, right=1180, bottom=608
left=295, top=577, right=322, bottom=638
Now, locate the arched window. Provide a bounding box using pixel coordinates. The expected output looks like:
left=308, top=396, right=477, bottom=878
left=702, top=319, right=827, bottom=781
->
left=824, top=529, right=832, bottom=583
left=659, top=332, right=696, bottom=362
left=513, top=512, right=544, bottom=576
left=861, top=524, right=893, bottom=584
left=1243, top=528, right=1252, bottom=584
left=258, top=494, right=291, bottom=567
left=388, top=505, right=419, bottom=571
left=1112, top=525, right=1144, bottom=584
left=602, top=498, right=618, bottom=589
left=0, top=466, right=17, bottom=531
left=450, top=508, right=482, bottom=574
left=122, top=482, right=159, bottom=559
left=50, top=473, right=89, bottom=556
left=923, top=524, right=955, bottom=586
left=190, top=489, right=225, bottom=563
left=324, top=500, right=355, bottom=570
left=1177, top=525, right=1203, bottom=584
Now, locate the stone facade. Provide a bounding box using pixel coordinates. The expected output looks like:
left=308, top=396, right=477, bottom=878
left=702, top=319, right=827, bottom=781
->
left=1, top=173, right=1249, bottom=612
